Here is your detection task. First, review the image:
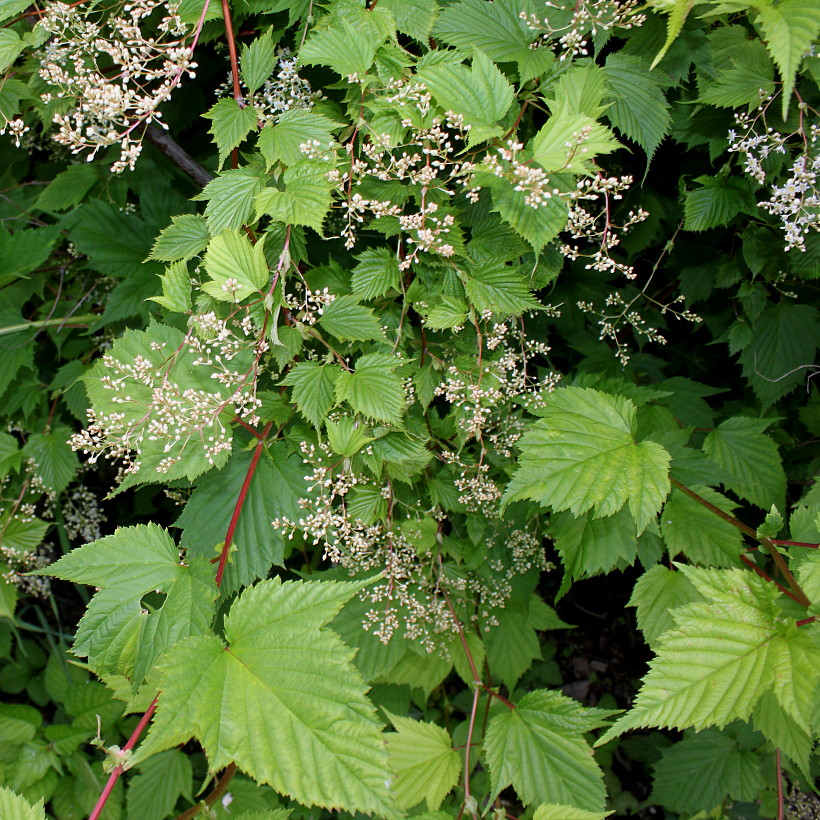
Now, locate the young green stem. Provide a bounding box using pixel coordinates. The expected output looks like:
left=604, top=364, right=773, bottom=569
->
left=0, top=314, right=97, bottom=337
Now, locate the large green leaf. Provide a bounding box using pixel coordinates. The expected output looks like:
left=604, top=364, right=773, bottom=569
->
left=335, top=353, right=406, bottom=425
left=505, top=387, right=671, bottom=534
left=196, top=167, right=265, bottom=234
left=134, top=577, right=398, bottom=817
left=36, top=524, right=217, bottom=688
left=628, top=565, right=700, bottom=648
left=532, top=109, right=619, bottom=174
left=177, top=443, right=309, bottom=595
left=255, top=161, right=333, bottom=233
left=149, top=214, right=210, bottom=262
left=485, top=690, right=613, bottom=810
left=0, top=786, right=45, bottom=820
left=385, top=713, right=461, bottom=810
left=299, top=21, right=380, bottom=76
left=126, top=749, right=193, bottom=820
left=202, top=229, right=270, bottom=301
left=23, top=426, right=78, bottom=493
left=703, top=417, right=786, bottom=509
left=597, top=566, right=820, bottom=744
left=534, top=807, right=612, bottom=820
left=318, top=295, right=385, bottom=341
left=258, top=109, right=338, bottom=169
left=463, top=260, right=542, bottom=317
left=280, top=361, right=341, bottom=428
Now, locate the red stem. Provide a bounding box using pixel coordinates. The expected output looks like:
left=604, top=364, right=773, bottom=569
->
left=739, top=555, right=800, bottom=604
left=776, top=749, right=784, bottom=820
left=770, top=539, right=819, bottom=549
left=88, top=695, right=160, bottom=820
left=214, top=422, right=273, bottom=587
left=220, top=0, right=244, bottom=170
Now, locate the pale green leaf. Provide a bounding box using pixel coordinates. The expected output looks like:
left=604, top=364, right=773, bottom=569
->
left=23, top=427, right=78, bottom=493
left=148, top=261, right=192, bottom=314
left=603, top=53, right=671, bottom=161
left=0, top=31, right=23, bottom=73
left=703, top=417, right=786, bottom=509
left=202, top=230, right=269, bottom=302
left=651, top=728, right=766, bottom=814
left=196, top=167, right=265, bottom=234
left=257, top=109, right=338, bottom=169
left=335, top=353, right=406, bottom=425
left=486, top=689, right=613, bottom=810
left=385, top=713, right=461, bottom=810
left=318, top=295, right=385, bottom=341
left=463, top=260, right=541, bottom=317
left=546, top=64, right=608, bottom=118
left=379, top=647, right=451, bottom=697
left=280, top=361, right=341, bottom=428
left=597, top=566, right=820, bottom=745
left=350, top=247, right=401, bottom=299
left=505, top=387, right=671, bottom=534
left=178, top=443, right=309, bottom=595
left=241, top=30, right=277, bottom=95
left=135, top=577, right=398, bottom=817
left=0, top=0, right=35, bottom=23
left=380, top=0, right=437, bottom=40
left=126, top=749, right=192, bottom=820
left=647, top=0, right=697, bottom=69
left=149, top=215, right=210, bottom=262
left=628, top=565, right=700, bottom=648
left=532, top=109, right=619, bottom=174
left=660, top=486, right=744, bottom=567
left=534, top=806, right=613, bottom=820
left=752, top=688, right=812, bottom=775
left=255, top=161, right=333, bottom=233
left=299, top=21, right=379, bottom=76
left=203, top=99, right=259, bottom=169
left=326, top=417, right=373, bottom=458
left=0, top=786, right=45, bottom=820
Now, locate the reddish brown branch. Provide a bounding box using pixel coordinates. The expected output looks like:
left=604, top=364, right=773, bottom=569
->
left=174, top=763, right=238, bottom=820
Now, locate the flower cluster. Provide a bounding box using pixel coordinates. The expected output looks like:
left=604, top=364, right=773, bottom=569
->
left=36, top=0, right=196, bottom=171
left=729, top=95, right=820, bottom=251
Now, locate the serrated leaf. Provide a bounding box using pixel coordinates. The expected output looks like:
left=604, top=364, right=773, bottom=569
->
left=23, top=427, right=78, bottom=494
left=380, top=0, right=437, bottom=40
left=385, top=713, right=461, bottom=810
left=35, top=165, right=98, bottom=213
left=683, top=176, right=755, bottom=231
left=326, top=417, right=373, bottom=457
left=486, top=689, right=613, bottom=810
left=0, top=786, right=45, bottom=820
left=505, top=387, right=671, bottom=534
left=257, top=109, right=338, bottom=169
left=597, top=566, right=820, bottom=745
left=484, top=596, right=542, bottom=690
left=299, top=21, right=379, bottom=76
left=202, top=230, right=269, bottom=301
left=752, top=0, right=820, bottom=117
left=351, top=247, right=401, bottom=299
left=134, top=577, right=398, bottom=817
left=532, top=108, right=619, bottom=174
left=203, top=100, right=259, bottom=169
left=648, top=0, right=696, bottom=68
left=660, top=486, right=744, bottom=567
left=534, top=806, right=613, bottom=820
left=36, top=524, right=217, bottom=687
left=603, top=54, right=671, bottom=161
left=255, top=161, right=333, bottom=233
left=651, top=728, right=766, bottom=814
left=318, top=295, right=384, bottom=341
left=698, top=42, right=775, bottom=108
left=196, top=167, right=265, bottom=234
left=149, top=215, right=210, bottom=262
left=628, top=565, right=700, bottom=648
left=703, top=417, right=786, bottom=509
left=178, top=443, right=309, bottom=595
left=241, top=30, right=277, bottom=95
left=148, top=260, right=192, bottom=314
left=0, top=30, right=23, bottom=73
left=335, top=353, right=406, bottom=426
left=126, top=749, right=192, bottom=820
left=463, top=260, right=542, bottom=317
left=280, top=361, right=341, bottom=428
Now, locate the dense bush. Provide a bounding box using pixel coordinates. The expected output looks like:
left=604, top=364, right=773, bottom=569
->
left=0, top=0, right=817, bottom=817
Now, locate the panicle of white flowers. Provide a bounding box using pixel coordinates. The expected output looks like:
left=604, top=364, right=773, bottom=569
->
left=0, top=118, right=30, bottom=147
left=729, top=94, right=820, bottom=251
left=284, top=286, right=337, bottom=325
left=521, top=0, right=645, bottom=60
left=61, top=486, right=106, bottom=543
left=36, top=0, right=196, bottom=171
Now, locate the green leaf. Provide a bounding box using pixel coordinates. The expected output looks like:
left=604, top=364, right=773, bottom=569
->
left=651, top=728, right=766, bottom=814
left=37, top=524, right=217, bottom=687
left=505, top=387, right=671, bottom=535
left=280, top=361, right=341, bottom=428
left=698, top=41, right=775, bottom=108
left=385, top=712, right=461, bottom=810
left=484, top=596, right=542, bottom=691
left=703, top=417, right=786, bottom=509
left=463, top=261, right=541, bottom=317
left=0, top=786, right=45, bottom=820
left=0, top=30, right=23, bottom=73
left=683, top=176, right=755, bottom=231
left=660, top=486, right=744, bottom=567
left=0, top=0, right=35, bottom=23
left=202, top=230, right=269, bottom=301
left=178, top=443, right=309, bottom=595
left=485, top=689, right=613, bottom=811
left=126, top=749, right=192, bottom=820
left=738, top=304, right=820, bottom=407
left=648, top=0, right=696, bottom=69
left=752, top=0, right=820, bottom=117
left=148, top=261, right=192, bottom=313
left=628, top=565, right=700, bottom=648
left=203, top=99, right=259, bottom=169
left=380, top=0, right=438, bottom=41
left=196, top=167, right=265, bottom=234
left=335, top=353, right=406, bottom=426
left=255, top=160, right=333, bottom=233
left=257, top=109, right=338, bottom=169
left=149, top=215, right=210, bottom=262
left=318, top=295, right=385, bottom=341
left=23, top=427, right=78, bottom=493
left=35, top=165, right=98, bottom=213
left=532, top=109, right=619, bottom=174
left=241, top=30, right=277, bottom=95
left=417, top=50, right=514, bottom=143
left=299, top=21, right=380, bottom=76
left=350, top=247, right=401, bottom=299
left=0, top=225, right=61, bottom=285
left=326, top=417, right=374, bottom=457
left=597, top=566, right=820, bottom=745
left=534, top=807, right=613, bottom=820
left=134, top=577, right=397, bottom=817
left=602, top=54, right=671, bottom=161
